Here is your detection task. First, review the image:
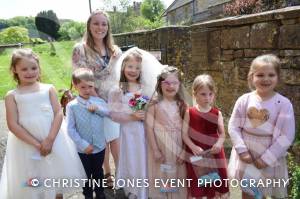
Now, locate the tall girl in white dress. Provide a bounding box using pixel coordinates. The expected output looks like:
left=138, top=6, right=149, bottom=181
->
left=110, top=48, right=164, bottom=199
left=0, top=49, right=85, bottom=199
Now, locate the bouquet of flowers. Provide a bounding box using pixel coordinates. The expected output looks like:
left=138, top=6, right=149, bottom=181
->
left=129, top=94, right=149, bottom=111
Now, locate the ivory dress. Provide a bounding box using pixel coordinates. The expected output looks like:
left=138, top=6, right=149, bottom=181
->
left=0, top=84, right=86, bottom=199
left=111, top=89, right=148, bottom=199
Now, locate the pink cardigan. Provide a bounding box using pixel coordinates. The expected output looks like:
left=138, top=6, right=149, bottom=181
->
left=228, top=92, right=295, bottom=167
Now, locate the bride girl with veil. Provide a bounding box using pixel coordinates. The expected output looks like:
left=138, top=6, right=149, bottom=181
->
left=109, top=47, right=165, bottom=199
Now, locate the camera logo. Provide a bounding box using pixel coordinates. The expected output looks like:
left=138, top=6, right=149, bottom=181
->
left=25, top=178, right=41, bottom=187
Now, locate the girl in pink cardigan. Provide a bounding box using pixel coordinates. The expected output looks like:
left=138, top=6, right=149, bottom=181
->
left=228, top=54, right=295, bottom=199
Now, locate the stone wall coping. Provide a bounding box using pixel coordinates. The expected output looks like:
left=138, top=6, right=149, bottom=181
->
left=191, top=5, right=300, bottom=29
left=114, top=25, right=190, bottom=36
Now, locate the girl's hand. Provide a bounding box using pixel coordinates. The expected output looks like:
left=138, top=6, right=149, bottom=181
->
left=84, top=144, right=94, bottom=154
left=191, top=145, right=203, bottom=156
left=210, top=143, right=222, bottom=154
left=153, top=149, right=165, bottom=163
left=87, top=104, right=98, bottom=112
left=239, top=152, right=253, bottom=164
left=254, top=158, right=268, bottom=169
left=40, top=138, right=54, bottom=156
left=176, top=151, right=185, bottom=164
left=34, top=141, right=42, bottom=152
left=131, top=110, right=145, bottom=121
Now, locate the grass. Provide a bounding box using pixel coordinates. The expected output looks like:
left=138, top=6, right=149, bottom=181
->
left=0, top=41, right=76, bottom=99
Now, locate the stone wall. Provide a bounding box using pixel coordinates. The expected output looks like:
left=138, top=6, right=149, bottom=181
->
left=167, top=3, right=194, bottom=25
left=114, top=6, right=300, bottom=125
left=190, top=6, right=300, bottom=122
left=114, top=26, right=192, bottom=78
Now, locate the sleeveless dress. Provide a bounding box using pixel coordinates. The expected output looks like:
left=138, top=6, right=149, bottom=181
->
left=186, top=107, right=229, bottom=198
left=72, top=43, right=122, bottom=142
left=0, top=84, right=86, bottom=199
left=147, top=102, right=187, bottom=199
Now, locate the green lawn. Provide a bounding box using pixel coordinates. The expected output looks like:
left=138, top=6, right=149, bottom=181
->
left=0, top=41, right=76, bottom=99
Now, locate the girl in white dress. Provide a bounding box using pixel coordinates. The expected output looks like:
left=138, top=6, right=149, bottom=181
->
left=0, top=49, right=86, bottom=199
left=110, top=48, right=164, bottom=199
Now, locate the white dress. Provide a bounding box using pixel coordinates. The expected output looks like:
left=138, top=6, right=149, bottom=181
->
left=0, top=84, right=86, bottom=199
left=113, top=90, right=148, bottom=199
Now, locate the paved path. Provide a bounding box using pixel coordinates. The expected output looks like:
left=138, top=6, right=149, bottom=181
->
left=0, top=100, right=7, bottom=138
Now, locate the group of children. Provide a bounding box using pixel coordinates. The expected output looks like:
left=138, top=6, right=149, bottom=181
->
left=0, top=48, right=295, bottom=199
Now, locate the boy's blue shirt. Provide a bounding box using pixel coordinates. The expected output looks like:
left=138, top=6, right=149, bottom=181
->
left=66, top=96, right=110, bottom=153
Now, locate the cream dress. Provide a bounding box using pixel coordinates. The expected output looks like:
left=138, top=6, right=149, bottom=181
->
left=0, top=84, right=86, bottom=199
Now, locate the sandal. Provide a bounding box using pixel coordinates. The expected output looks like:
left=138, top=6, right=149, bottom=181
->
left=104, top=173, right=115, bottom=189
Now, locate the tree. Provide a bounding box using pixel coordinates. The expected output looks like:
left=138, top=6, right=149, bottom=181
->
left=0, top=26, right=29, bottom=44
left=58, top=21, right=85, bottom=40
left=35, top=10, right=60, bottom=40
left=0, top=19, right=9, bottom=30
left=0, top=17, right=39, bottom=37
left=141, top=0, right=164, bottom=22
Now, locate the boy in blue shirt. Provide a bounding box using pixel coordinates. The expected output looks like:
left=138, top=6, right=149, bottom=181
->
left=66, top=68, right=109, bottom=199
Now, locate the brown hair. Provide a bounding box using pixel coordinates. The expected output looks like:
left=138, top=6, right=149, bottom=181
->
left=150, top=66, right=187, bottom=119
left=247, top=54, right=280, bottom=90
left=72, top=68, right=95, bottom=85
left=84, top=9, right=115, bottom=56
left=10, top=48, right=41, bottom=84
left=119, top=50, right=143, bottom=93
left=192, top=74, right=217, bottom=95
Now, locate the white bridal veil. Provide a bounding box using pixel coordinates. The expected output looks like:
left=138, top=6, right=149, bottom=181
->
left=114, top=47, right=166, bottom=97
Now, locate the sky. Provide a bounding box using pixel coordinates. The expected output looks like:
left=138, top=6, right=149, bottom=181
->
left=0, top=0, right=174, bottom=22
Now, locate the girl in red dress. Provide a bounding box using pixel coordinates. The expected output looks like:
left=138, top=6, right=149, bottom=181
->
left=182, top=74, right=229, bottom=199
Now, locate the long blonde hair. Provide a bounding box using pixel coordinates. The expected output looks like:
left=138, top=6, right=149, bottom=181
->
left=247, top=54, right=280, bottom=90
left=84, top=9, right=115, bottom=56
left=119, top=50, right=143, bottom=94
left=10, top=48, right=41, bottom=84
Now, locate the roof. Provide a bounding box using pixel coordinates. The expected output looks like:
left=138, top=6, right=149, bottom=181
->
left=162, top=0, right=193, bottom=16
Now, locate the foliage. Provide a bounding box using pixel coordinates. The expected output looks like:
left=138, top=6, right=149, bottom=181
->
left=288, top=153, right=300, bottom=199
left=35, top=10, right=60, bottom=40
left=111, top=13, right=164, bottom=33
left=295, top=122, right=300, bottom=144
left=0, top=26, right=30, bottom=44
left=0, top=41, right=75, bottom=98
left=224, top=0, right=300, bottom=16
left=141, top=0, right=165, bottom=22
left=0, top=17, right=39, bottom=37
left=108, top=0, right=164, bottom=34
left=58, top=21, right=85, bottom=40
left=99, top=0, right=131, bottom=12
left=29, top=38, right=47, bottom=44
left=224, top=0, right=263, bottom=16
left=0, top=19, right=9, bottom=30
